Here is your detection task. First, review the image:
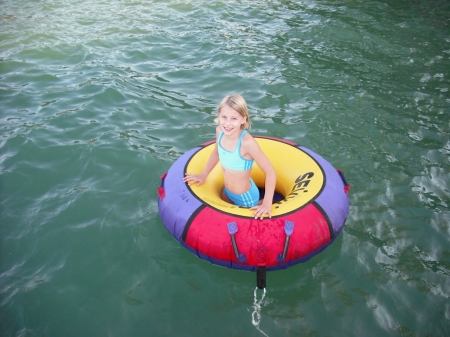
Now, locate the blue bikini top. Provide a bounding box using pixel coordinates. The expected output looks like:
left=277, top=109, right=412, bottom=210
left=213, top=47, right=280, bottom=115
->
left=218, top=130, right=254, bottom=171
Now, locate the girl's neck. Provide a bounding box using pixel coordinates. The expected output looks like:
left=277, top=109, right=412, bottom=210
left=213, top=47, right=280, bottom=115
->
left=220, top=130, right=244, bottom=153
left=223, top=129, right=243, bottom=141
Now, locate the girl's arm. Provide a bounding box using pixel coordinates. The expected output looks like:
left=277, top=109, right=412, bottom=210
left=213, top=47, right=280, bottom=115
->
left=184, top=145, right=219, bottom=185
left=183, top=128, right=220, bottom=186
left=244, top=136, right=276, bottom=219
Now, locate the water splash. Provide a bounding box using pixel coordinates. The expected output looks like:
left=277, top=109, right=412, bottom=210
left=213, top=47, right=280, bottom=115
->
left=252, top=287, right=269, bottom=337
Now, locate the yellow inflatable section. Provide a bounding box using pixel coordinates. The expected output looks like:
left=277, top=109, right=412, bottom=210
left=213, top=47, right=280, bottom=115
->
left=186, top=137, right=324, bottom=218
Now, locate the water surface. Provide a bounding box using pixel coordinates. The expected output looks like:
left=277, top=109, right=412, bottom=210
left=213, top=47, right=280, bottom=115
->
left=1, top=0, right=449, bottom=336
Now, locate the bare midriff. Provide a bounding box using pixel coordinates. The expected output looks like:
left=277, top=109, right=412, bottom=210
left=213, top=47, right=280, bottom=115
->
left=222, top=166, right=252, bottom=194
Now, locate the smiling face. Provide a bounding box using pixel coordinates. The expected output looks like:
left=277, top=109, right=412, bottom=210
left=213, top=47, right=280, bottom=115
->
left=215, top=94, right=251, bottom=130
left=218, top=104, right=247, bottom=136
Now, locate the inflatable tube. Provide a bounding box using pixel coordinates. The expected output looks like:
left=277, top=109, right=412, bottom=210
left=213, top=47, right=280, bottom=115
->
left=157, top=137, right=350, bottom=279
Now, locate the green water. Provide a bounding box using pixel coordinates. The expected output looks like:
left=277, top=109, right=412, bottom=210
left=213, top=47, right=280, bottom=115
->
left=1, top=0, right=449, bottom=336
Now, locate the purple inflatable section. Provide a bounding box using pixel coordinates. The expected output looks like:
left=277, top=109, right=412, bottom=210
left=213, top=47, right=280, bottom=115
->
left=300, top=146, right=349, bottom=236
left=158, top=147, right=203, bottom=242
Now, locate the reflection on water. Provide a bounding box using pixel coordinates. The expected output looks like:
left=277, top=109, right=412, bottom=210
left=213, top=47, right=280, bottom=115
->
left=1, top=0, right=449, bottom=336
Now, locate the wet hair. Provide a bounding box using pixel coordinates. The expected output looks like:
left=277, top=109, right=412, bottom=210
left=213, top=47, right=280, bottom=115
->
left=215, top=94, right=251, bottom=130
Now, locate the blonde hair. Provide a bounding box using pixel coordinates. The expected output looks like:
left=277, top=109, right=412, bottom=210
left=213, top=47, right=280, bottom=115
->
left=215, top=94, right=251, bottom=130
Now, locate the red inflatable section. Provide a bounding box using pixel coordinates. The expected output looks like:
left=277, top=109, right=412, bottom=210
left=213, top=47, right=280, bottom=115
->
left=184, top=203, right=331, bottom=267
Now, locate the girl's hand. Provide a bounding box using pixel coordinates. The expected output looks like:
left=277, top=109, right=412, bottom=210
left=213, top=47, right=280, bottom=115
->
left=250, top=201, right=272, bottom=220
left=183, top=173, right=206, bottom=186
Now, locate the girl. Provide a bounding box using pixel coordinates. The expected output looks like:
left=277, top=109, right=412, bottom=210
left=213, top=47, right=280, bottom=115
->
left=183, top=94, right=276, bottom=220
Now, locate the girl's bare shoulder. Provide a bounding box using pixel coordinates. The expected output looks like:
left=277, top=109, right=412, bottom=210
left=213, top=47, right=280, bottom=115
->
left=241, top=131, right=260, bottom=153
left=242, top=131, right=256, bottom=144
left=215, top=126, right=222, bottom=138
